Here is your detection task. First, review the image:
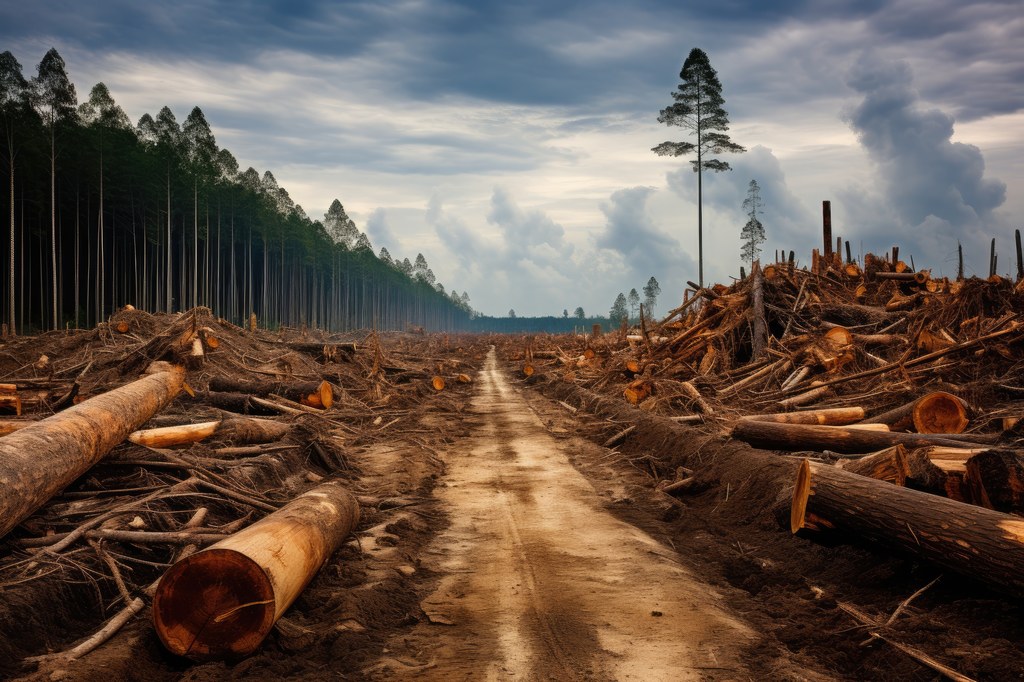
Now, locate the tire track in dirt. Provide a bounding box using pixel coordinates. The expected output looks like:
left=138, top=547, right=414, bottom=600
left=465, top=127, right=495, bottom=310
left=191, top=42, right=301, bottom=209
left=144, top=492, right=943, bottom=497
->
left=371, top=349, right=756, bottom=680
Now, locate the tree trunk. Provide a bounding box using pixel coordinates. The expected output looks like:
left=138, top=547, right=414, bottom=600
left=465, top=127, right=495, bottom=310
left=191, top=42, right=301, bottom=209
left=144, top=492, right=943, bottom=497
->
left=282, top=341, right=356, bottom=362
left=200, top=391, right=279, bottom=416
left=836, top=445, right=909, bottom=485
left=731, top=419, right=989, bottom=454
left=791, top=459, right=1024, bottom=597
left=152, top=481, right=359, bottom=660
left=0, top=363, right=185, bottom=539
left=740, top=406, right=864, bottom=426
left=861, top=391, right=970, bottom=434
left=750, top=260, right=767, bottom=361
left=207, top=377, right=335, bottom=409
left=128, top=417, right=291, bottom=448
left=964, top=450, right=1024, bottom=513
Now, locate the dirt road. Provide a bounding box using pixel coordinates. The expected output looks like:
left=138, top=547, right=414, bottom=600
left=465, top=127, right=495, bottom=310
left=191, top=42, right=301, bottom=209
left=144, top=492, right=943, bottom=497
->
left=373, top=349, right=755, bottom=680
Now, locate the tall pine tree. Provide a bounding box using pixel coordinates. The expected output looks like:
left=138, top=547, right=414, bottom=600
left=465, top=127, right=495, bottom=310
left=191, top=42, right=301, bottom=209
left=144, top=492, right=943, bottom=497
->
left=0, top=51, right=33, bottom=334
left=33, top=48, right=78, bottom=328
left=740, top=179, right=765, bottom=270
left=653, top=48, right=744, bottom=287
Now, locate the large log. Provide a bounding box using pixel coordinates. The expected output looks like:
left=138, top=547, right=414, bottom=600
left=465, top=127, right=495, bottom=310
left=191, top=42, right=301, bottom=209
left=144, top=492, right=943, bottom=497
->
left=740, top=407, right=865, bottom=426
left=964, top=450, right=1024, bottom=513
left=283, top=341, right=356, bottom=363
left=0, top=363, right=185, bottom=539
left=207, top=377, right=335, bottom=409
left=861, top=392, right=969, bottom=433
left=836, top=445, right=909, bottom=485
left=791, top=459, right=1024, bottom=597
left=129, top=417, right=292, bottom=448
left=200, top=390, right=280, bottom=416
left=731, top=419, right=989, bottom=454
left=152, top=481, right=360, bottom=659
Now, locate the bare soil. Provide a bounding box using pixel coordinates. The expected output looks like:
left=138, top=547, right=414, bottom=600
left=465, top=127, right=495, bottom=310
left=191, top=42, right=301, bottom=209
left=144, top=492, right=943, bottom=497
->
left=1, top=324, right=1022, bottom=681
left=371, top=349, right=756, bottom=680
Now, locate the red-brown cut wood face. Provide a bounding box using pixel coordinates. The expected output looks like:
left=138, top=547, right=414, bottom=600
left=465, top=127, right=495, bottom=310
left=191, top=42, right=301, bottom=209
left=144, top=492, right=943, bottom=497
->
left=152, top=549, right=276, bottom=659
left=913, top=391, right=969, bottom=434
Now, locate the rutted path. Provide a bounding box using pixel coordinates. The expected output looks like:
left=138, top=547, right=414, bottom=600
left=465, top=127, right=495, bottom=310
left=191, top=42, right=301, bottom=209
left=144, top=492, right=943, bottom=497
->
left=373, top=349, right=756, bottom=680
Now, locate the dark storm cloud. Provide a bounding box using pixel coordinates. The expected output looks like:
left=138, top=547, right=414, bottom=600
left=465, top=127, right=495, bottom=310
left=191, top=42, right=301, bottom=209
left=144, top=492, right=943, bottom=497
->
left=844, top=54, right=1006, bottom=229
left=596, top=187, right=694, bottom=279
left=670, top=145, right=816, bottom=252
left=836, top=53, right=1009, bottom=276
left=861, top=1, right=1024, bottom=120
left=0, top=0, right=379, bottom=62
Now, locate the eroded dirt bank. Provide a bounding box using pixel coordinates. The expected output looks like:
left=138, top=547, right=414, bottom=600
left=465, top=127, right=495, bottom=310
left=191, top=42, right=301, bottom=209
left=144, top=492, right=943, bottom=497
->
left=372, top=349, right=757, bottom=680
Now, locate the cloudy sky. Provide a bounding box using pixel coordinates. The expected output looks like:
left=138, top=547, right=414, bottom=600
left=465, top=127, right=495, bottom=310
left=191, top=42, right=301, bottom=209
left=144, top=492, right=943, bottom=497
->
left=3, top=0, right=1022, bottom=317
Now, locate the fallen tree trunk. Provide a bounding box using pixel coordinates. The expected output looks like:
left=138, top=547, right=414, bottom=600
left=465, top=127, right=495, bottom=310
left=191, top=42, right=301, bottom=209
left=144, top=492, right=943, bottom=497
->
left=152, top=481, right=359, bottom=660
left=864, top=392, right=970, bottom=434
left=741, top=407, right=865, bottom=426
left=792, top=459, right=1024, bottom=597
left=837, top=445, right=909, bottom=485
left=731, top=419, right=989, bottom=454
left=964, top=450, right=1024, bottom=513
left=283, top=341, right=356, bottom=362
left=0, top=363, right=185, bottom=539
left=207, top=377, right=335, bottom=409
left=201, top=391, right=280, bottom=416
left=129, top=417, right=292, bottom=448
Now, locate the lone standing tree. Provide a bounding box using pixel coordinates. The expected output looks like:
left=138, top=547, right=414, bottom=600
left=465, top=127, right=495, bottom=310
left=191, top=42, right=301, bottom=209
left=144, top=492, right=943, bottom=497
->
left=740, top=179, right=765, bottom=269
left=653, top=48, right=744, bottom=287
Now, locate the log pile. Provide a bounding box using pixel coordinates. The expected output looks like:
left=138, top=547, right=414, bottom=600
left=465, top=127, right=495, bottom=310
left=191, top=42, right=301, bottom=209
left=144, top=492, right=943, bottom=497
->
left=518, top=250, right=1024, bottom=602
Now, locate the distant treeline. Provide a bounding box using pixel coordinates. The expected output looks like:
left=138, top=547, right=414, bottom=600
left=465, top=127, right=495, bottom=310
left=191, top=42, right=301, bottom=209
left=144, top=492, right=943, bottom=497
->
left=0, top=48, right=472, bottom=334
left=467, top=316, right=614, bottom=334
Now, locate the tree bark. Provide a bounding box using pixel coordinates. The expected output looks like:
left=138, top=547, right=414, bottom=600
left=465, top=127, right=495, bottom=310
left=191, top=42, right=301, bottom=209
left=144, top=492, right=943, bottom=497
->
left=964, top=450, right=1024, bottom=513
left=836, top=445, right=909, bottom=485
left=731, top=419, right=989, bottom=454
left=283, top=341, right=356, bottom=362
left=861, top=391, right=969, bottom=434
left=152, top=481, right=360, bottom=660
left=200, top=390, right=280, bottom=416
left=791, top=459, right=1024, bottom=597
left=0, top=363, right=185, bottom=539
left=129, top=417, right=291, bottom=448
left=740, top=407, right=864, bottom=426
left=207, top=377, right=335, bottom=409
left=750, top=260, right=767, bottom=361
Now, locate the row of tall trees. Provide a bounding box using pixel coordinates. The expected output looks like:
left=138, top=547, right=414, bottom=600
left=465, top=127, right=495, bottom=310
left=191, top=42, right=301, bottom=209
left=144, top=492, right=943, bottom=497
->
left=0, top=49, right=472, bottom=334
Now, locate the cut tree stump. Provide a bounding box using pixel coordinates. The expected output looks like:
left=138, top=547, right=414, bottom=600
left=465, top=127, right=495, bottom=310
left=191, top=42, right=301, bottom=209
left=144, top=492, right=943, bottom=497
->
left=152, top=481, right=359, bottom=660
left=791, top=459, right=1024, bottom=597
left=0, top=363, right=185, bottom=539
